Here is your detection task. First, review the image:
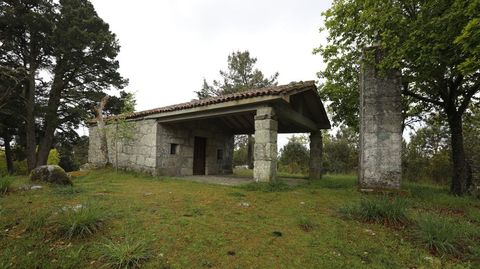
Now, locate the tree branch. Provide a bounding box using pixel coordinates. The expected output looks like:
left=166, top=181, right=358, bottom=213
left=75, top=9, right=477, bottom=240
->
left=402, top=86, right=444, bottom=107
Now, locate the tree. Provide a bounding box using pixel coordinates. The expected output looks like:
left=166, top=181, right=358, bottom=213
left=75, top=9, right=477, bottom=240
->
left=196, top=50, right=279, bottom=169
left=322, top=127, right=358, bottom=174
left=278, top=135, right=310, bottom=175
left=0, top=0, right=127, bottom=171
left=315, top=0, right=480, bottom=195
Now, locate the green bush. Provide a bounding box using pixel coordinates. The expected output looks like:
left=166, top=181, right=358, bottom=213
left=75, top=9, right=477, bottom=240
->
left=339, top=197, right=409, bottom=226
left=413, top=214, right=478, bottom=256
left=100, top=238, right=151, bottom=268
left=57, top=204, right=105, bottom=239
left=0, top=177, right=13, bottom=195
left=47, top=149, right=60, bottom=165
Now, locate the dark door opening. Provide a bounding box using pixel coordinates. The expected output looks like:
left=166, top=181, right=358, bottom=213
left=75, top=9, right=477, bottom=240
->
left=193, top=136, right=206, bottom=175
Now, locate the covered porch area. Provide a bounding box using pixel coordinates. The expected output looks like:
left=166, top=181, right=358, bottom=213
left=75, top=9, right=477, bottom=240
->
left=144, top=81, right=330, bottom=182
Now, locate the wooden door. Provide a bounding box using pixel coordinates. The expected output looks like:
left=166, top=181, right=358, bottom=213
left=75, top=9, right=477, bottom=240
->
left=193, top=137, right=206, bottom=175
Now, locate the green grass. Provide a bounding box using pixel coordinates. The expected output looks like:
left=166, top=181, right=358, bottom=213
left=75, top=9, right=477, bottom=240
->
left=57, top=203, right=105, bottom=239
left=413, top=214, right=479, bottom=257
left=339, top=197, right=409, bottom=226
left=100, top=237, right=152, bottom=268
left=0, top=176, right=13, bottom=195
left=0, top=169, right=479, bottom=268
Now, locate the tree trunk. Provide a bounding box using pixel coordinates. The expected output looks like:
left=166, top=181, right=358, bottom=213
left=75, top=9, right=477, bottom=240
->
left=24, top=70, right=37, bottom=172
left=247, top=134, right=254, bottom=169
left=447, top=114, right=467, bottom=195
left=3, top=135, right=14, bottom=174
left=36, top=75, right=63, bottom=166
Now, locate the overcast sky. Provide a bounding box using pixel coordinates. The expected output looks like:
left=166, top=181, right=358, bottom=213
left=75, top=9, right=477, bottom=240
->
left=89, top=0, right=332, bottom=146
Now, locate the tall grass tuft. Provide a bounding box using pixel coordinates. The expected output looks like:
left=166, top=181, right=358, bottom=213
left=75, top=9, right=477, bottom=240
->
left=100, top=238, right=151, bottom=268
left=339, top=197, right=409, bottom=226
left=0, top=177, right=13, bottom=195
left=297, top=216, right=315, bottom=232
left=57, top=204, right=105, bottom=239
left=413, top=214, right=478, bottom=256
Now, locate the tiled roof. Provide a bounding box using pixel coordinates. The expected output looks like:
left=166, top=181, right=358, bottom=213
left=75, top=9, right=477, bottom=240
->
left=98, top=80, right=316, bottom=121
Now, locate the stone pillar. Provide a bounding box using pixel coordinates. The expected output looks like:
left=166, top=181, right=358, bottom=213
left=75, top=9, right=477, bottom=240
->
left=254, top=106, right=278, bottom=182
left=359, top=47, right=402, bottom=190
left=309, top=131, right=323, bottom=180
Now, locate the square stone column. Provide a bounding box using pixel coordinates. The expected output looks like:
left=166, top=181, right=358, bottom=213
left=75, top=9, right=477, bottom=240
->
left=309, top=130, right=323, bottom=180
left=254, top=106, right=278, bottom=182
left=359, top=47, right=402, bottom=190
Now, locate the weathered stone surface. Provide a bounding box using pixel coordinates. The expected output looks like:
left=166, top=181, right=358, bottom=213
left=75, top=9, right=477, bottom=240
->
left=309, top=131, right=323, bottom=180
left=359, top=47, right=402, bottom=190
left=254, top=106, right=278, bottom=182
left=88, top=118, right=234, bottom=176
left=30, top=165, right=72, bottom=185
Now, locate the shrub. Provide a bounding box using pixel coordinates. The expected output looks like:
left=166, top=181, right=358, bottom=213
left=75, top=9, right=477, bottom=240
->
left=0, top=177, right=13, bottom=195
left=57, top=204, right=104, bottom=239
left=100, top=238, right=151, bottom=268
left=339, top=197, right=409, bottom=226
left=297, top=216, right=315, bottom=232
left=413, top=214, right=478, bottom=256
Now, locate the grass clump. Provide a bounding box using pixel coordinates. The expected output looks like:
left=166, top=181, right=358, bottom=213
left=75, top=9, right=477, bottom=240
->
left=0, top=177, right=13, bottom=195
left=413, top=214, right=478, bottom=257
left=339, top=197, right=409, bottom=226
left=57, top=204, right=105, bottom=239
left=52, top=185, right=83, bottom=196
left=297, top=216, right=315, bottom=232
left=100, top=238, right=151, bottom=268
left=240, top=181, right=292, bottom=192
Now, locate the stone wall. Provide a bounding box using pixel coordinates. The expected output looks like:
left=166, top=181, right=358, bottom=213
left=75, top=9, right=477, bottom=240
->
left=359, top=48, right=402, bottom=190
left=88, top=119, right=158, bottom=174
left=88, top=119, right=234, bottom=176
left=156, top=120, right=234, bottom=176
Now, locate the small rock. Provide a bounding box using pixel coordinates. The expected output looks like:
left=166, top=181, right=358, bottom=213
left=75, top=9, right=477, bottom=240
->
left=238, top=202, right=250, bottom=207
left=300, top=201, right=305, bottom=205
left=364, top=229, right=376, bottom=236
left=143, top=192, right=153, bottom=196
left=30, top=185, right=43, bottom=190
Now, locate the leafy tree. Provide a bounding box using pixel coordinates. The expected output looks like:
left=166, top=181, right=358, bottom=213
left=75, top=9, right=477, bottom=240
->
left=0, top=0, right=127, bottom=171
left=278, top=135, right=310, bottom=175
left=196, top=50, right=279, bottom=169
left=322, top=127, right=358, bottom=174
left=315, top=0, right=480, bottom=195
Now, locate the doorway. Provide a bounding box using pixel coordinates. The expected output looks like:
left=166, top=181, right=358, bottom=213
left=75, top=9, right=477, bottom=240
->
left=193, top=136, right=206, bottom=175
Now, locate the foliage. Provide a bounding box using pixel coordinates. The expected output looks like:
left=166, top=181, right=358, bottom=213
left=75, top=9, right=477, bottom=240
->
left=315, top=0, right=480, bottom=195
left=413, top=214, right=478, bottom=256
left=0, top=0, right=127, bottom=170
left=47, top=149, right=60, bottom=165
left=322, top=127, right=358, bottom=174
left=100, top=237, right=151, bottom=269
left=196, top=51, right=279, bottom=99
left=339, top=197, right=409, bottom=226
left=57, top=204, right=105, bottom=239
left=0, top=177, right=13, bottom=195
left=278, top=135, right=309, bottom=175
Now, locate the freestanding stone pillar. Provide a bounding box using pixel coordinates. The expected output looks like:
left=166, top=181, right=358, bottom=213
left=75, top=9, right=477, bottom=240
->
left=359, top=47, right=402, bottom=190
left=254, top=106, right=278, bottom=182
left=309, top=131, right=323, bottom=180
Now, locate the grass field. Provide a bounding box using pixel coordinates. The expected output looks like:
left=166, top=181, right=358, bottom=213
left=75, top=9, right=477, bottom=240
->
left=0, top=169, right=479, bottom=268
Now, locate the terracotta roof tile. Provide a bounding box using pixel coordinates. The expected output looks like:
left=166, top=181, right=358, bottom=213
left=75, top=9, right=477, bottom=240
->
left=94, top=80, right=316, bottom=122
